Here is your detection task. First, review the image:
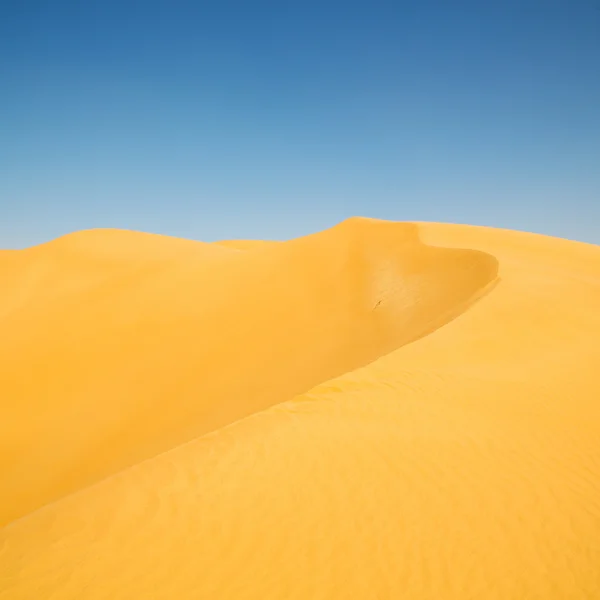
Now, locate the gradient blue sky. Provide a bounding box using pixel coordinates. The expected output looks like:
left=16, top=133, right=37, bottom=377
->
left=2, top=1, right=599, bottom=247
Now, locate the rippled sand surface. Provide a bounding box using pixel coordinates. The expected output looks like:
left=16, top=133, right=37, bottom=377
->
left=1, top=218, right=599, bottom=599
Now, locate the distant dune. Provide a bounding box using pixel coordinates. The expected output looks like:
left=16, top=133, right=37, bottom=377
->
left=1, top=218, right=599, bottom=599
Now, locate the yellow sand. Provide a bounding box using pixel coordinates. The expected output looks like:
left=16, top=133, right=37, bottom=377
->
left=1, top=218, right=599, bottom=599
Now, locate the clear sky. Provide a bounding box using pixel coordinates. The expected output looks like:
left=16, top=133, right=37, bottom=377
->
left=1, top=1, right=599, bottom=248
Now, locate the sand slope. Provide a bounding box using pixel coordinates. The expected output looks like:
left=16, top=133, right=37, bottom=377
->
left=1, top=219, right=599, bottom=599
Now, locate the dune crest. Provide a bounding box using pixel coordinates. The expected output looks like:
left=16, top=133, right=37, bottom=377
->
left=0, top=218, right=497, bottom=525
left=2, top=219, right=600, bottom=599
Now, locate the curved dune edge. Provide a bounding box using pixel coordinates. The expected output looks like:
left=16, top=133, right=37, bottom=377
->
left=2, top=220, right=600, bottom=599
left=0, top=218, right=498, bottom=525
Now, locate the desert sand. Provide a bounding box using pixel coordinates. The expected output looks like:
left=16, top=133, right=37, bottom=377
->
left=1, top=217, right=599, bottom=599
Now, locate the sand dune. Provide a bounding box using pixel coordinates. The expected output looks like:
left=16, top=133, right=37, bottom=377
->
left=1, top=218, right=599, bottom=599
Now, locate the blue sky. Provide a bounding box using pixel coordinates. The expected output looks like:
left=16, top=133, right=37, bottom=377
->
left=1, top=1, right=599, bottom=247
